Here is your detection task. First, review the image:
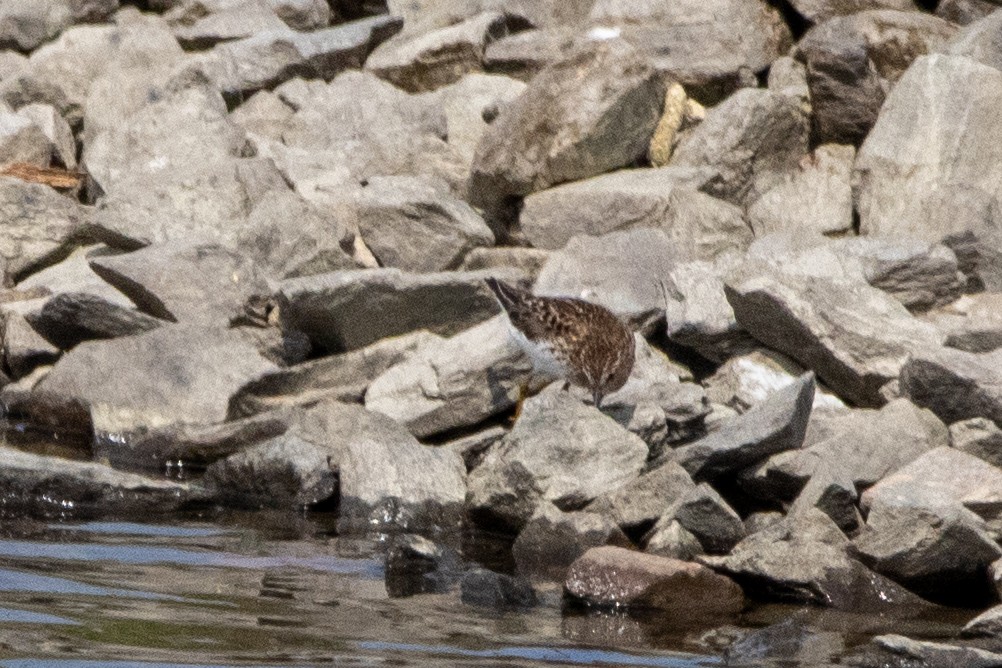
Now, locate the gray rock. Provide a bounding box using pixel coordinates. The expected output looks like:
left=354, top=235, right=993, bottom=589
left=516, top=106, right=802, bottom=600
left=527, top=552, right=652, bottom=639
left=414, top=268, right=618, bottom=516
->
left=788, top=0, right=917, bottom=23
left=365, top=316, right=535, bottom=439
left=26, top=324, right=278, bottom=437
left=643, top=519, right=704, bottom=561
left=938, top=0, right=999, bottom=24
left=726, top=261, right=943, bottom=407
left=466, top=389, right=648, bottom=531
left=354, top=175, right=494, bottom=272
left=203, top=432, right=336, bottom=507
left=0, top=0, right=118, bottom=52
left=946, top=10, right=1002, bottom=72
left=963, top=604, right=1002, bottom=638
left=587, top=460, right=696, bottom=533
left=864, top=635, right=1002, bottom=668
left=927, top=293, right=1002, bottom=353
left=533, top=228, right=678, bottom=324
left=0, top=176, right=88, bottom=284
left=366, top=12, right=520, bottom=92
left=291, top=400, right=466, bottom=532
left=512, top=503, right=631, bottom=582
left=565, top=545, right=744, bottom=615
left=0, top=111, right=52, bottom=168
left=748, top=145, right=855, bottom=237
left=704, top=349, right=846, bottom=413
left=671, top=88, right=809, bottom=207
left=468, top=39, right=666, bottom=235
left=662, top=255, right=756, bottom=362
left=842, top=237, right=965, bottom=312
left=853, top=501, right=1001, bottom=601
left=790, top=464, right=861, bottom=532
left=0, top=444, right=192, bottom=520
left=701, top=508, right=932, bottom=610
left=674, top=373, right=815, bottom=480
left=859, top=447, right=1002, bottom=518
left=166, top=0, right=288, bottom=48
left=726, top=618, right=846, bottom=668
left=743, top=399, right=948, bottom=503
left=856, top=55, right=1002, bottom=278
left=89, top=158, right=288, bottom=250
left=797, top=12, right=957, bottom=146
left=278, top=268, right=513, bottom=353
left=236, top=188, right=358, bottom=279
left=16, top=245, right=133, bottom=309
left=2, top=310, right=59, bottom=379
left=460, top=246, right=550, bottom=276
left=767, top=55, right=810, bottom=102
left=233, top=330, right=438, bottom=416
left=24, top=292, right=163, bottom=350
left=0, top=362, right=47, bottom=414
left=482, top=27, right=577, bottom=81
left=650, top=483, right=745, bottom=554
left=901, top=347, right=1002, bottom=426
left=441, top=425, right=507, bottom=472
left=951, top=418, right=1002, bottom=468
left=460, top=568, right=536, bottom=608
left=519, top=167, right=751, bottom=256
left=89, top=242, right=268, bottom=328
left=16, top=103, right=75, bottom=170
left=384, top=533, right=461, bottom=597
left=189, top=15, right=402, bottom=97
left=588, top=0, right=792, bottom=103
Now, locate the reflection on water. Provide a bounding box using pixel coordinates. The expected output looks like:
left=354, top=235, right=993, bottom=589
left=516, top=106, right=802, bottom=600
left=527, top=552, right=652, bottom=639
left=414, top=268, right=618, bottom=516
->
left=0, top=512, right=721, bottom=668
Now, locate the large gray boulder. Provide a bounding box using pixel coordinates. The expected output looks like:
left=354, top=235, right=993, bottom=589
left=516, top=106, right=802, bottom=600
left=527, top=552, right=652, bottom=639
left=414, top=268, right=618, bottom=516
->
left=365, top=316, right=534, bottom=439
left=519, top=167, right=751, bottom=256
left=901, top=346, right=1002, bottom=426
left=278, top=268, right=513, bottom=352
left=466, top=389, right=649, bottom=531
left=0, top=0, right=119, bottom=52
left=674, top=373, right=815, bottom=480
left=25, top=325, right=278, bottom=437
left=586, top=460, right=696, bottom=533
left=468, top=39, right=666, bottom=235
left=24, top=292, right=163, bottom=350
left=671, top=88, right=809, bottom=207
left=648, top=483, right=746, bottom=554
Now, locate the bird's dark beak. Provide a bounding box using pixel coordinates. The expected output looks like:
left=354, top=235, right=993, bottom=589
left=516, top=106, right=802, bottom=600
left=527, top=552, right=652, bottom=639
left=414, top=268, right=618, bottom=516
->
left=592, top=389, right=603, bottom=409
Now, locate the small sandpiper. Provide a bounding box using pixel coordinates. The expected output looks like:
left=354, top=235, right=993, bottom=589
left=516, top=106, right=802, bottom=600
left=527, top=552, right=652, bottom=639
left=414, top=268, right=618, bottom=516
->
left=485, top=278, right=635, bottom=408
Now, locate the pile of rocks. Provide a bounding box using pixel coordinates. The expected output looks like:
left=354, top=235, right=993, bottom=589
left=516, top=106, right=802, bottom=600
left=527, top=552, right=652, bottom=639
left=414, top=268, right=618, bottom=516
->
left=4, top=0, right=1002, bottom=661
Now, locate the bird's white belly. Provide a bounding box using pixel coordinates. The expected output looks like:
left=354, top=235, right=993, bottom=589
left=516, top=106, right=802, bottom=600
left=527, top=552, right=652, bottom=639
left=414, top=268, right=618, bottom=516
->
left=506, top=323, right=567, bottom=379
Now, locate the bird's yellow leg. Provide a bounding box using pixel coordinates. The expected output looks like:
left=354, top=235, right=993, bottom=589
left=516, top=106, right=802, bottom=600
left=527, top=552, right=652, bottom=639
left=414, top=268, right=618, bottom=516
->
left=511, top=381, right=528, bottom=424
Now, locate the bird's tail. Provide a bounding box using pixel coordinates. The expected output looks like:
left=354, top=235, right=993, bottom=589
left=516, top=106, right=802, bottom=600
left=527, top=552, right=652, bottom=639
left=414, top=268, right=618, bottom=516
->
left=485, top=277, right=526, bottom=314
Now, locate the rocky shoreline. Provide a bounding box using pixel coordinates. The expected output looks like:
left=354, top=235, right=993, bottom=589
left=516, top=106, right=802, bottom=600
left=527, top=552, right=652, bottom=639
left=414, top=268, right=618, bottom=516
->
left=3, top=0, right=1002, bottom=664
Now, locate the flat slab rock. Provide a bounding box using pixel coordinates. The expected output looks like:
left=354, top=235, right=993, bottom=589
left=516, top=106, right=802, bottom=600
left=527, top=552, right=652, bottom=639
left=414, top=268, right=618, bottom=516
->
left=25, top=324, right=278, bottom=437
left=564, top=545, right=744, bottom=616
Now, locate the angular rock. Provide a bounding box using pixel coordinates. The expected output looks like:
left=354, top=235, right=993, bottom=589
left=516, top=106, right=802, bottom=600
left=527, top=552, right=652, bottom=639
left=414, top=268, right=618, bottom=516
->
left=0, top=111, right=52, bottom=168
left=588, top=0, right=792, bottom=102
left=863, top=635, right=1002, bottom=668
left=565, top=546, right=744, bottom=615
left=482, top=27, right=577, bottom=81
left=963, top=604, right=1002, bottom=638
left=951, top=418, right=1002, bottom=468
left=856, top=55, right=1002, bottom=279
left=442, top=425, right=506, bottom=472
left=797, top=11, right=957, bottom=145
left=533, top=228, right=678, bottom=324
left=901, top=347, right=1002, bottom=426
left=0, top=176, right=88, bottom=284
left=767, top=55, right=810, bottom=102
left=650, top=483, right=745, bottom=554
left=512, top=504, right=631, bottom=582
left=859, top=447, right=1002, bottom=518
left=365, top=316, right=534, bottom=439
left=460, top=247, right=550, bottom=276
left=290, top=400, right=466, bottom=532
left=2, top=310, right=59, bottom=379
left=0, top=445, right=192, bottom=520
left=946, top=11, right=1002, bottom=72
left=748, top=145, right=855, bottom=237
left=278, top=268, right=513, bottom=353
left=790, top=464, right=861, bottom=532
left=701, top=509, right=932, bottom=610
left=16, top=103, right=76, bottom=170
left=468, top=39, right=666, bottom=235
left=929, top=293, right=1002, bottom=353
left=726, top=265, right=943, bottom=406
left=232, top=330, right=438, bottom=416
left=466, top=389, right=648, bottom=531
left=384, top=533, right=461, bottom=597
left=586, top=460, right=696, bottom=533
left=742, top=399, right=948, bottom=503
left=788, top=0, right=917, bottom=24
left=674, top=373, right=815, bottom=480
left=0, top=0, right=118, bottom=52
left=190, top=15, right=403, bottom=97
left=643, top=519, right=704, bottom=561
left=726, top=618, right=846, bottom=668
left=354, top=175, right=494, bottom=272
left=366, top=12, right=521, bottom=92
left=853, top=501, right=1001, bottom=602
left=671, top=88, right=809, bottom=207
left=26, top=325, right=278, bottom=437
left=460, top=568, right=536, bottom=608
left=89, top=242, right=268, bottom=328
left=15, top=245, right=132, bottom=308
left=203, top=433, right=337, bottom=507
left=24, top=292, right=163, bottom=350
left=167, top=0, right=288, bottom=48
left=519, top=167, right=751, bottom=256
left=704, top=349, right=846, bottom=413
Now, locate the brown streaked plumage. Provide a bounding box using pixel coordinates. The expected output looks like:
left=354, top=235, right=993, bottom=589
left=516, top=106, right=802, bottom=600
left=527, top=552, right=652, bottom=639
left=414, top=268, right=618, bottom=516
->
left=486, top=278, right=635, bottom=408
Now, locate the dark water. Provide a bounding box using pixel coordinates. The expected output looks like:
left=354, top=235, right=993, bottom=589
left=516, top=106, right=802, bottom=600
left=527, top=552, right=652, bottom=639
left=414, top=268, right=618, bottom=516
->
left=0, top=511, right=728, bottom=668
